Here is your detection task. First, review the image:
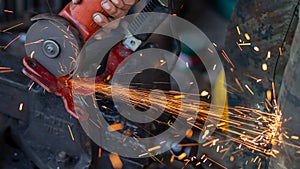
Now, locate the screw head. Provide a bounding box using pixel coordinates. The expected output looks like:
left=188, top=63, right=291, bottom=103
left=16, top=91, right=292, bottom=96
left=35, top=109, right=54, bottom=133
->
left=42, top=40, right=60, bottom=58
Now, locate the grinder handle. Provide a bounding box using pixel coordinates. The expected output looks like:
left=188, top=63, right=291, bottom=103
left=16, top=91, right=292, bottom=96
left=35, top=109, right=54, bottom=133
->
left=59, top=0, right=108, bottom=41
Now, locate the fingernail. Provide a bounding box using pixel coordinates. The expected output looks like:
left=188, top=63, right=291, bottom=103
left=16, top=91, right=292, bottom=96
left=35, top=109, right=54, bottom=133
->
left=72, top=0, right=80, bottom=4
left=101, top=1, right=111, bottom=10
left=93, top=14, right=103, bottom=24
left=124, top=0, right=135, bottom=5
left=112, top=0, right=119, bottom=5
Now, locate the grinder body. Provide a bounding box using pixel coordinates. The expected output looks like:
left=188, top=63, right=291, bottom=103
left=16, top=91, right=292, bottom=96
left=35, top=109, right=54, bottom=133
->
left=59, top=0, right=107, bottom=41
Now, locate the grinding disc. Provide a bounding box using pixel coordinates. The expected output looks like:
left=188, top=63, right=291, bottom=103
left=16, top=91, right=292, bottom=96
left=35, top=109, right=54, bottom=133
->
left=25, top=14, right=82, bottom=77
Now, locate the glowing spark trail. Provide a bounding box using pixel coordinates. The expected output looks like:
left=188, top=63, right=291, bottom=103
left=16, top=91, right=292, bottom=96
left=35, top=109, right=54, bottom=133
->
left=67, top=125, right=75, bottom=141
left=0, top=23, right=24, bottom=33
left=3, top=34, right=21, bottom=50
left=3, top=10, right=14, bottom=13
left=0, top=67, right=14, bottom=73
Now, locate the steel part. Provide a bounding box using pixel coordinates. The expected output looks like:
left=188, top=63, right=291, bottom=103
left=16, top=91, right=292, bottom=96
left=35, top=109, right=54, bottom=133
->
left=123, top=36, right=142, bottom=51
left=22, top=56, right=89, bottom=120
left=42, top=40, right=60, bottom=58
left=223, top=0, right=300, bottom=168
left=274, top=3, right=299, bottom=93
left=25, top=14, right=82, bottom=77
left=269, top=8, right=300, bottom=169
left=224, top=0, right=299, bottom=108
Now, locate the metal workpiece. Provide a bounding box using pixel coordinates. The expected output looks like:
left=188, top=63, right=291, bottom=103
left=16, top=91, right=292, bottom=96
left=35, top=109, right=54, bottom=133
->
left=224, top=0, right=300, bottom=108
left=269, top=8, right=300, bottom=169
left=223, top=0, right=300, bottom=168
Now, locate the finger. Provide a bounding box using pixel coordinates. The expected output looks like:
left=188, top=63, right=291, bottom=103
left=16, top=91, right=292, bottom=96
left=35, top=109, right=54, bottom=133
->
left=72, top=0, right=81, bottom=4
left=101, top=0, right=118, bottom=16
left=110, top=0, right=125, bottom=9
left=121, top=0, right=139, bottom=10
left=120, top=4, right=131, bottom=10
left=112, top=9, right=127, bottom=18
left=123, top=0, right=137, bottom=6
left=101, top=0, right=127, bottom=18
left=93, top=12, right=110, bottom=27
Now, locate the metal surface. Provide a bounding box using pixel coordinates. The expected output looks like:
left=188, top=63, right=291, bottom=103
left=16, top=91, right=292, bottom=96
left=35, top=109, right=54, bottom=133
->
left=269, top=7, right=300, bottom=169
left=223, top=0, right=300, bottom=168
left=123, top=36, right=142, bottom=51
left=224, top=0, right=299, bottom=108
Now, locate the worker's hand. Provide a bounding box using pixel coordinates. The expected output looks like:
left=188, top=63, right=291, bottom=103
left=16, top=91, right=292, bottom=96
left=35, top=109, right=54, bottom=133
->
left=72, top=0, right=139, bottom=27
